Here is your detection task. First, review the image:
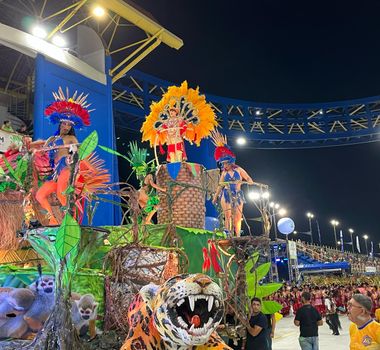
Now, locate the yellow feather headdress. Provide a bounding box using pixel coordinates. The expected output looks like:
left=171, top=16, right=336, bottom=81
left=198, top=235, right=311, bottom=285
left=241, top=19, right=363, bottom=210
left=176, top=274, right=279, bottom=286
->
left=141, top=81, right=218, bottom=147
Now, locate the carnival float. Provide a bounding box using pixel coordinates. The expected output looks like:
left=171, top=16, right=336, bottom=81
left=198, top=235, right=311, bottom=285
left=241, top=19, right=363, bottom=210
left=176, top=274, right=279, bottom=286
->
left=0, top=82, right=282, bottom=350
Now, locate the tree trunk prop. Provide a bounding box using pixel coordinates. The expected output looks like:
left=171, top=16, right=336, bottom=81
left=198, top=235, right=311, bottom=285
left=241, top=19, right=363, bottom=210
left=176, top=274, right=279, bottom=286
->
left=21, top=226, right=109, bottom=350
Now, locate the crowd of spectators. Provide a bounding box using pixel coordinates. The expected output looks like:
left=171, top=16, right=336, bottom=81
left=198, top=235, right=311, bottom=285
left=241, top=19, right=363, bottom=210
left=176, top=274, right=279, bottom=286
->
left=271, top=280, right=380, bottom=320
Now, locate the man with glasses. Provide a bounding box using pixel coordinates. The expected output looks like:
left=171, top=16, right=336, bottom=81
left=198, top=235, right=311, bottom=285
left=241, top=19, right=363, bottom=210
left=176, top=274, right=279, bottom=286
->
left=348, top=294, right=380, bottom=349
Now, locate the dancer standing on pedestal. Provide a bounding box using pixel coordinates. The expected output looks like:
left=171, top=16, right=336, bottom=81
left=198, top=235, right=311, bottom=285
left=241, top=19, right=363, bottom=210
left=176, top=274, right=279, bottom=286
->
left=141, top=81, right=217, bottom=165
left=211, top=130, right=254, bottom=237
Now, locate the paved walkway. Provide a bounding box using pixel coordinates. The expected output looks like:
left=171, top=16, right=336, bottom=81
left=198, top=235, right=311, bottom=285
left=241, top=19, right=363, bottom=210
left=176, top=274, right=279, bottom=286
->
left=273, top=314, right=350, bottom=350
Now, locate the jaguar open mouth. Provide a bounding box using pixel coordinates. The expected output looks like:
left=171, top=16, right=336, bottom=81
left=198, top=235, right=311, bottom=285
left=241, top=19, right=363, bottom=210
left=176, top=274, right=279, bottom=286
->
left=168, top=294, right=222, bottom=336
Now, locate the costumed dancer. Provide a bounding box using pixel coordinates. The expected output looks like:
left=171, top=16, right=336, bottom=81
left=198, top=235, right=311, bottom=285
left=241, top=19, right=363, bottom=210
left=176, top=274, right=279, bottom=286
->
left=141, top=81, right=217, bottom=164
left=160, top=106, right=188, bottom=163
left=291, top=287, right=302, bottom=315
left=126, top=141, right=166, bottom=224
left=34, top=87, right=92, bottom=225
left=211, top=130, right=254, bottom=237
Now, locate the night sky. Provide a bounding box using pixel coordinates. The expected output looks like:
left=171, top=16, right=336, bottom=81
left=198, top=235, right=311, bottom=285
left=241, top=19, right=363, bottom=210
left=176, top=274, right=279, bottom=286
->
left=120, top=0, right=380, bottom=250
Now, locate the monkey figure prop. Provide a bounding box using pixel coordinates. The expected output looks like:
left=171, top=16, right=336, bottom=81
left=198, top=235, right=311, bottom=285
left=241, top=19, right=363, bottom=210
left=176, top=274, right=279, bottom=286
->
left=23, top=275, right=55, bottom=332
left=0, top=288, right=35, bottom=339
left=71, top=294, right=98, bottom=339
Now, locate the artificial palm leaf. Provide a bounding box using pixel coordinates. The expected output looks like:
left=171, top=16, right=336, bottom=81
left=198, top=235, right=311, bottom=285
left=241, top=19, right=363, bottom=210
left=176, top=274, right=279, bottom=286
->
left=78, top=130, right=98, bottom=160
left=98, top=145, right=130, bottom=162
left=55, top=213, right=81, bottom=258
left=251, top=283, right=283, bottom=298
left=261, top=300, right=283, bottom=314
left=246, top=261, right=271, bottom=289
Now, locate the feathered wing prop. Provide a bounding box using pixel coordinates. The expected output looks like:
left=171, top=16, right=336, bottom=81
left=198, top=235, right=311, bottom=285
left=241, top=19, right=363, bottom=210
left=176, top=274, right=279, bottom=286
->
left=141, top=81, right=218, bottom=147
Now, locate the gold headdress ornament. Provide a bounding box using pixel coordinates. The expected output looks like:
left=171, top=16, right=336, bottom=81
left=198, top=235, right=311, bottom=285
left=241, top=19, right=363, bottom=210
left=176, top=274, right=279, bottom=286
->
left=210, top=129, right=228, bottom=147
left=141, top=81, right=218, bottom=147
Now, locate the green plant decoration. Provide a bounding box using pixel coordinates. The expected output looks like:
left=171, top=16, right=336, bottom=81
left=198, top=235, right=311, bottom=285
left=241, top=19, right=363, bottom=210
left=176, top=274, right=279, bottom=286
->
left=20, top=133, right=109, bottom=350
left=55, top=213, right=81, bottom=259
left=22, top=225, right=108, bottom=350
left=78, top=130, right=98, bottom=160
left=98, top=145, right=130, bottom=162
left=245, top=253, right=283, bottom=315
left=0, top=152, right=32, bottom=193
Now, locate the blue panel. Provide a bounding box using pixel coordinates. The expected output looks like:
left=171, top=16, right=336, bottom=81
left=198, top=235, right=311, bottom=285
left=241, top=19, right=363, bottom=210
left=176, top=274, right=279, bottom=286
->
left=297, top=262, right=350, bottom=271
left=33, top=54, right=121, bottom=226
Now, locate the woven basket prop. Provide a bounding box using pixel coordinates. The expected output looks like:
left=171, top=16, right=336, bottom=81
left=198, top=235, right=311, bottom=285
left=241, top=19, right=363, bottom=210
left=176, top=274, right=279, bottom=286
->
left=104, top=244, right=183, bottom=332
left=0, top=191, right=25, bottom=250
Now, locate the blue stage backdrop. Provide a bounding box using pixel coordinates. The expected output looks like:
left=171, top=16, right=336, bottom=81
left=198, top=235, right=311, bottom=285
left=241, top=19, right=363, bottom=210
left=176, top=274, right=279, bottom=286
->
left=33, top=54, right=121, bottom=226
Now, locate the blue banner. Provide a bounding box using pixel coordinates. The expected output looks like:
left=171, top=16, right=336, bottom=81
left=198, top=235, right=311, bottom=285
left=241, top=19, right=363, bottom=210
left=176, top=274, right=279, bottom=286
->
left=166, top=162, right=182, bottom=180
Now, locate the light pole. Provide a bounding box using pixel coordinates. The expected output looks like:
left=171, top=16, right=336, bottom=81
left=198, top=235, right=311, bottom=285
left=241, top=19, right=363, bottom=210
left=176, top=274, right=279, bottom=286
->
left=363, top=234, right=369, bottom=256
left=330, top=220, right=339, bottom=249
left=348, top=228, right=354, bottom=253
left=269, top=202, right=280, bottom=240
left=316, top=219, right=322, bottom=246
left=306, top=212, right=314, bottom=244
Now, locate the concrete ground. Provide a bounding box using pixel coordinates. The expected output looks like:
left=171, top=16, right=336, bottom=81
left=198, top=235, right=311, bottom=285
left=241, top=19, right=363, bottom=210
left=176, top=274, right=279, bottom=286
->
left=273, top=314, right=350, bottom=350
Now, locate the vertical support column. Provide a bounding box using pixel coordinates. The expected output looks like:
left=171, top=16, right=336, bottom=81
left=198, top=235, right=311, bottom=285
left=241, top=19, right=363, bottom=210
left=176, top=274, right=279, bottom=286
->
left=33, top=54, right=121, bottom=226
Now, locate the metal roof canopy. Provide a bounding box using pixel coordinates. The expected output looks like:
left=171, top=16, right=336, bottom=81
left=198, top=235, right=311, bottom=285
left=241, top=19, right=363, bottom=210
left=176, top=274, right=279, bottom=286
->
left=40, top=0, right=183, bottom=83
left=0, top=0, right=183, bottom=84
left=112, top=69, right=380, bottom=149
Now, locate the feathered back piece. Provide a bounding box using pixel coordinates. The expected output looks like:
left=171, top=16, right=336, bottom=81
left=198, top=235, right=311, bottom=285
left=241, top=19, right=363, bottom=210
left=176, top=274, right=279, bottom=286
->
left=210, top=129, right=236, bottom=163
left=126, top=141, right=148, bottom=170
left=126, top=141, right=154, bottom=182
left=44, top=87, right=93, bottom=129
left=141, top=81, right=218, bottom=147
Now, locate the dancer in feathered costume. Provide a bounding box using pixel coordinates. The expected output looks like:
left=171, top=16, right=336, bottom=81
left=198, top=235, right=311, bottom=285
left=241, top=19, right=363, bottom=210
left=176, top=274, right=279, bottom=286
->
left=126, top=141, right=166, bottom=223
left=34, top=87, right=109, bottom=225
left=141, top=81, right=218, bottom=163
left=211, top=130, right=254, bottom=237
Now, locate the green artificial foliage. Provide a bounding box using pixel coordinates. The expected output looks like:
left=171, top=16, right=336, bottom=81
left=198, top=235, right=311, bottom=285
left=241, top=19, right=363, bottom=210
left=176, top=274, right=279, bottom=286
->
left=1, top=155, right=21, bottom=185
left=261, top=300, right=284, bottom=314
left=99, top=141, right=154, bottom=184
left=246, top=261, right=271, bottom=288
left=98, top=145, right=130, bottom=162
left=78, top=130, right=98, bottom=160
left=245, top=254, right=283, bottom=314
left=0, top=153, right=32, bottom=193
left=25, top=226, right=108, bottom=349
left=14, top=157, right=28, bottom=182
left=55, top=213, right=81, bottom=259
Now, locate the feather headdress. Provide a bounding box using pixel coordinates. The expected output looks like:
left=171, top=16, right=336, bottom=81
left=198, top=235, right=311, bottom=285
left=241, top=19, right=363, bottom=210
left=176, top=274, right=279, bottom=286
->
left=44, top=87, right=93, bottom=129
left=210, top=129, right=236, bottom=163
left=141, top=81, right=218, bottom=147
